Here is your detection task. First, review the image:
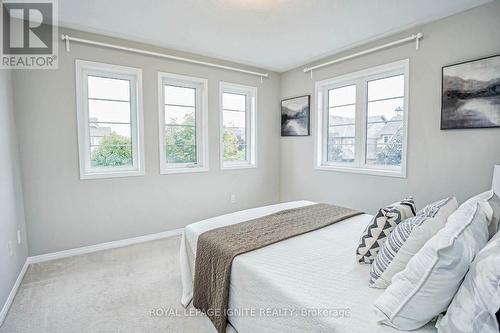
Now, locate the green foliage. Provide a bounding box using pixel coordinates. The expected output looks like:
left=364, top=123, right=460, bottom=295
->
left=165, top=113, right=196, bottom=163
left=223, top=128, right=246, bottom=161
left=91, top=133, right=132, bottom=167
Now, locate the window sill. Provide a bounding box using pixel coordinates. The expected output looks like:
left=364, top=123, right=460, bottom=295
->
left=80, top=169, right=145, bottom=180
left=160, top=167, right=209, bottom=175
left=315, top=164, right=406, bottom=178
left=221, top=163, right=257, bottom=171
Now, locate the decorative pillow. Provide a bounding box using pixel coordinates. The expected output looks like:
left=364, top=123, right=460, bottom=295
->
left=373, top=200, right=493, bottom=330
left=369, top=197, right=458, bottom=289
left=436, top=232, right=500, bottom=333
left=356, top=198, right=415, bottom=264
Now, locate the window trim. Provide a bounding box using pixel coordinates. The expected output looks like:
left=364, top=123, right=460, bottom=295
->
left=157, top=72, right=209, bottom=175
left=75, top=60, right=145, bottom=180
left=219, top=81, right=257, bottom=170
left=314, top=59, right=409, bottom=178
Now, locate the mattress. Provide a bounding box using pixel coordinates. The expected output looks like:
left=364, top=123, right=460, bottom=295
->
left=180, top=201, right=437, bottom=333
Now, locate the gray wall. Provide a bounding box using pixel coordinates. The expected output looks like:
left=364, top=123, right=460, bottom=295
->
left=0, top=70, right=28, bottom=313
left=11, top=2, right=500, bottom=256
left=13, top=29, right=281, bottom=256
left=280, top=2, right=500, bottom=214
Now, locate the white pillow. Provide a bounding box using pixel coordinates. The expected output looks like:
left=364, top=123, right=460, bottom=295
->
left=369, top=197, right=458, bottom=289
left=467, top=190, right=500, bottom=238
left=488, top=194, right=500, bottom=238
left=464, top=189, right=494, bottom=203
left=436, top=232, right=500, bottom=333
left=373, top=200, right=493, bottom=330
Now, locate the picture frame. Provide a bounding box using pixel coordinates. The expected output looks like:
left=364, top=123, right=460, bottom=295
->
left=281, top=95, right=310, bottom=136
left=441, top=54, right=500, bottom=130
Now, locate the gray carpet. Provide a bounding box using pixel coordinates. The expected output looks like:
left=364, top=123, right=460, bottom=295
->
left=0, top=236, right=217, bottom=333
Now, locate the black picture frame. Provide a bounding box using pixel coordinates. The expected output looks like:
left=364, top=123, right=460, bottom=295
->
left=281, top=95, right=310, bottom=136
left=441, top=53, right=500, bottom=130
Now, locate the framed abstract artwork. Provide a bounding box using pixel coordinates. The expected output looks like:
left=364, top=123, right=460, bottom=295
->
left=441, top=54, right=500, bottom=129
left=281, top=95, right=310, bottom=136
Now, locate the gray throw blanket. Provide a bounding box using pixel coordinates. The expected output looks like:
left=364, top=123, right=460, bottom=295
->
left=192, top=203, right=362, bottom=333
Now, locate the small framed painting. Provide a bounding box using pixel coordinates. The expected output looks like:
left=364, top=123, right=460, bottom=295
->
left=441, top=54, right=500, bottom=130
left=281, top=95, right=310, bottom=136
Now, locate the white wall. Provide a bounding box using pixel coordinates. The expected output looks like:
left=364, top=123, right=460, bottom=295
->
left=13, top=29, right=281, bottom=256
left=0, top=70, right=28, bottom=316
left=280, top=2, right=500, bottom=214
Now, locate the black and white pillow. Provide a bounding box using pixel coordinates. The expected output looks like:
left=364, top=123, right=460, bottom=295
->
left=356, top=198, right=416, bottom=264
left=369, top=197, right=458, bottom=288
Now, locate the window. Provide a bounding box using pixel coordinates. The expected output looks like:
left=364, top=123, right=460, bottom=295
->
left=315, top=59, right=409, bottom=177
left=158, top=72, right=208, bottom=174
left=220, top=82, right=257, bottom=169
left=76, top=60, right=144, bottom=179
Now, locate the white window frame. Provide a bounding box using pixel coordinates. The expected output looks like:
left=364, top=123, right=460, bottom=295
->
left=219, top=81, right=257, bottom=170
left=158, top=72, right=209, bottom=174
left=315, top=59, right=409, bottom=178
left=75, top=60, right=145, bottom=180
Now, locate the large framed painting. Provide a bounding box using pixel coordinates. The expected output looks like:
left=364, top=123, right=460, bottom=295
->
left=441, top=54, right=500, bottom=130
left=281, top=95, right=310, bottom=136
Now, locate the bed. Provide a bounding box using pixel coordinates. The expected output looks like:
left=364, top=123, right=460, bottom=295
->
left=180, top=201, right=437, bottom=333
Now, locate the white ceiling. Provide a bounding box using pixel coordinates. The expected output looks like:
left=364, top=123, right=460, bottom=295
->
left=58, top=0, right=492, bottom=72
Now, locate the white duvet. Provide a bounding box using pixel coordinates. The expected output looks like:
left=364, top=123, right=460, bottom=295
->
left=180, top=201, right=437, bottom=333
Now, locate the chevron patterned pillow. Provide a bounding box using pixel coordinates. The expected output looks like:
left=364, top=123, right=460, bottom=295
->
left=369, top=197, right=458, bottom=288
left=356, top=198, right=416, bottom=264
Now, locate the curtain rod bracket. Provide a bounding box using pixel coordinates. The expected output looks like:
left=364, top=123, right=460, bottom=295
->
left=62, top=34, right=70, bottom=52
left=415, top=32, right=423, bottom=50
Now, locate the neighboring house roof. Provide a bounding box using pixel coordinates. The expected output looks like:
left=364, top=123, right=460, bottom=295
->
left=89, top=118, right=112, bottom=137
left=329, top=112, right=403, bottom=161
left=330, top=114, right=402, bottom=140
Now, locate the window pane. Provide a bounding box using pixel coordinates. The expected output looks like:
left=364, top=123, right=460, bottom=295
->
left=89, top=123, right=132, bottom=167
left=223, top=92, right=247, bottom=162
left=165, top=125, right=196, bottom=164
left=367, top=75, right=404, bottom=101
left=329, top=105, right=356, bottom=125
left=223, top=128, right=246, bottom=161
left=89, top=122, right=131, bottom=138
left=329, top=85, right=356, bottom=107
left=366, top=97, right=404, bottom=167
left=165, top=85, right=195, bottom=107
left=223, top=93, right=246, bottom=111
left=165, top=105, right=195, bottom=126
left=327, top=125, right=355, bottom=163
left=327, top=97, right=355, bottom=163
left=88, top=76, right=130, bottom=101
left=223, top=110, right=246, bottom=128
left=88, top=100, right=131, bottom=124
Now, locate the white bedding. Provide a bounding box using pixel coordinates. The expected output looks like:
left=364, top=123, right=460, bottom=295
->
left=180, top=201, right=437, bottom=333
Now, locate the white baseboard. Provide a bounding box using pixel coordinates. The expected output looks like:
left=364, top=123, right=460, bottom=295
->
left=0, top=260, right=29, bottom=326
left=28, top=228, right=184, bottom=264
left=0, top=228, right=183, bottom=327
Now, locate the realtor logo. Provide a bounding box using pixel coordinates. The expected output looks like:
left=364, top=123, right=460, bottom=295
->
left=1, top=0, right=58, bottom=69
